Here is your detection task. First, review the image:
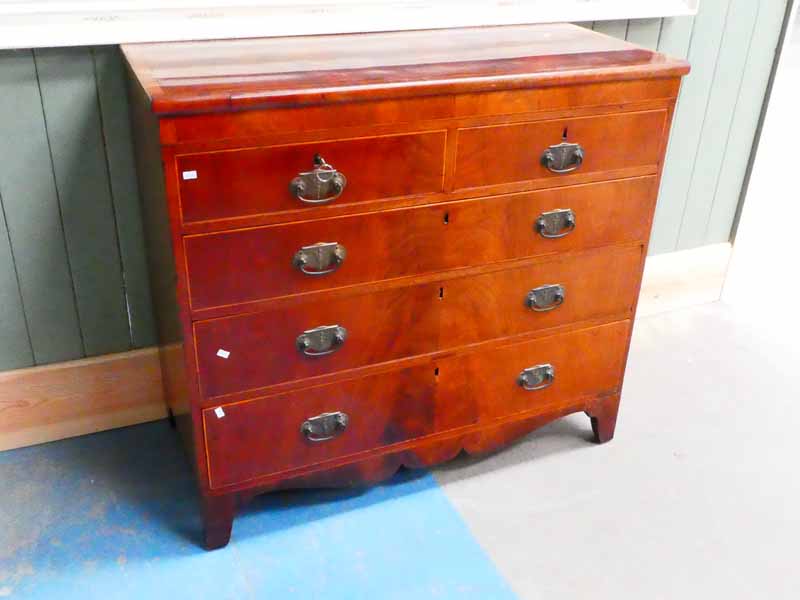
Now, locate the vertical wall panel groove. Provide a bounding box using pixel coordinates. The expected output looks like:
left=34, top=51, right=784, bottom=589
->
left=707, top=0, right=791, bottom=243
left=92, top=46, right=157, bottom=349
left=34, top=47, right=131, bottom=357
left=625, top=18, right=663, bottom=49
left=0, top=189, right=34, bottom=370
left=676, top=0, right=759, bottom=249
left=0, top=49, right=84, bottom=365
left=649, top=0, right=732, bottom=254
left=592, top=20, right=630, bottom=39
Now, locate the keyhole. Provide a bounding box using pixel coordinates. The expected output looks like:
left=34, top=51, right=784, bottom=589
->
left=562, top=127, right=568, bottom=140
left=434, top=367, right=440, bottom=377
left=443, top=212, right=449, bottom=225
left=438, top=287, right=444, bottom=299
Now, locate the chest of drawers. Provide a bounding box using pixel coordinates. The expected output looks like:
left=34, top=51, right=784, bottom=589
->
left=123, top=24, right=689, bottom=549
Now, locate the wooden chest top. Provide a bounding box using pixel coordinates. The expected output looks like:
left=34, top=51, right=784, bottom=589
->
left=123, top=23, right=689, bottom=115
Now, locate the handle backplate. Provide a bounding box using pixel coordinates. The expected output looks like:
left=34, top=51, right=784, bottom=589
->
left=296, top=324, right=348, bottom=357
left=526, top=284, right=565, bottom=312
left=517, top=364, right=555, bottom=391
left=293, top=242, right=346, bottom=276
left=301, top=411, right=349, bottom=442
left=289, top=154, right=347, bottom=204
left=541, top=142, right=584, bottom=174
left=535, top=208, right=576, bottom=239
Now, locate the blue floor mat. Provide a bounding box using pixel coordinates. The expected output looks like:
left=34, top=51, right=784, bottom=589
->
left=0, top=421, right=516, bottom=599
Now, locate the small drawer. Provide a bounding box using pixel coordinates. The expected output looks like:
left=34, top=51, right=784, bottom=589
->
left=184, top=176, right=656, bottom=312
left=177, top=131, right=446, bottom=224
left=439, top=320, right=629, bottom=422
left=454, top=110, right=666, bottom=189
left=194, top=246, right=641, bottom=398
left=202, top=364, right=474, bottom=489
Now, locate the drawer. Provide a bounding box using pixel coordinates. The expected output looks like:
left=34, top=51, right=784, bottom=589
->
left=185, top=176, right=656, bottom=312
left=203, top=363, right=474, bottom=489
left=202, top=319, right=629, bottom=489
left=454, top=110, right=666, bottom=189
left=177, top=131, right=447, bottom=224
left=439, top=319, right=629, bottom=421
left=194, top=245, right=641, bottom=398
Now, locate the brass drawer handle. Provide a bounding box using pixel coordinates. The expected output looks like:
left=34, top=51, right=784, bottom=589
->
left=289, top=154, right=347, bottom=205
left=535, top=208, right=575, bottom=239
left=293, top=242, right=347, bottom=276
left=301, top=411, right=349, bottom=442
left=526, top=284, right=565, bottom=312
left=296, top=324, right=348, bottom=357
left=541, top=142, right=584, bottom=174
left=517, top=364, right=555, bottom=391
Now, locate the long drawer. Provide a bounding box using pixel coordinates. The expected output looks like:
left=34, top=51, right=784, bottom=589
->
left=176, top=131, right=447, bottom=224
left=455, top=110, right=666, bottom=189
left=202, top=320, right=629, bottom=489
left=194, top=245, right=641, bottom=398
left=184, top=176, right=656, bottom=312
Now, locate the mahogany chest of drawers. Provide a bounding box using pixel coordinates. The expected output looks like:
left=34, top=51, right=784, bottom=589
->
left=123, top=24, right=689, bottom=549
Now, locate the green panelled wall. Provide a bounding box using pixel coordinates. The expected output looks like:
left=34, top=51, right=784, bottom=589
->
left=0, top=2, right=789, bottom=371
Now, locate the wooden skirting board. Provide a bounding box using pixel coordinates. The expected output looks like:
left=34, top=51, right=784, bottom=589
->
left=0, top=243, right=730, bottom=452
left=0, top=347, right=166, bottom=451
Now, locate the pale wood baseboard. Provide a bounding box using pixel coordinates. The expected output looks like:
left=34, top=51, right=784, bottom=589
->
left=0, top=243, right=733, bottom=452
left=0, top=347, right=166, bottom=451
left=638, top=242, right=732, bottom=318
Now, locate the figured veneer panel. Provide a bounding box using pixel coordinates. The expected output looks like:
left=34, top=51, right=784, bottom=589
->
left=184, top=176, right=657, bottom=312
left=194, top=245, right=641, bottom=398
left=203, top=363, right=473, bottom=489
left=439, top=320, right=630, bottom=421
left=177, top=131, right=446, bottom=223
left=455, top=109, right=667, bottom=189
left=203, top=319, right=628, bottom=490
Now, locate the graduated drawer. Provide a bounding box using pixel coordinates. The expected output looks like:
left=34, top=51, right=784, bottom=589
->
left=194, top=245, right=641, bottom=398
left=203, top=363, right=470, bottom=489
left=176, top=131, right=446, bottom=224
left=454, top=109, right=667, bottom=189
left=202, top=319, right=629, bottom=489
left=438, top=319, right=629, bottom=421
left=185, top=176, right=656, bottom=312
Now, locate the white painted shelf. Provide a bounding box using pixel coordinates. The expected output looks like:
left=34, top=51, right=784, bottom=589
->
left=1, top=0, right=698, bottom=49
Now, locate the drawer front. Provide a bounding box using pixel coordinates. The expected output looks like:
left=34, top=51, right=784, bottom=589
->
left=203, top=364, right=474, bottom=489
left=439, top=320, right=629, bottom=421
left=177, top=131, right=446, bottom=223
left=454, top=110, right=666, bottom=189
left=185, top=177, right=656, bottom=311
left=194, top=246, right=641, bottom=398
left=202, top=319, right=629, bottom=489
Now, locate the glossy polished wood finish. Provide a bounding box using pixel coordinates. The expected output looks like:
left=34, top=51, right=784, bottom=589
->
left=455, top=110, right=666, bottom=189
left=123, top=24, right=687, bottom=114
left=124, top=23, right=688, bottom=549
left=194, top=245, right=641, bottom=399
left=203, top=320, right=628, bottom=490
left=177, top=131, right=446, bottom=223
left=184, top=177, right=656, bottom=312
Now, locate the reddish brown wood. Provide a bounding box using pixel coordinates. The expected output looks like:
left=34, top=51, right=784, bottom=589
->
left=454, top=109, right=666, bottom=189
left=121, top=24, right=688, bottom=115
left=202, top=493, right=236, bottom=550
left=125, top=24, right=688, bottom=548
left=184, top=177, right=657, bottom=311
left=161, top=80, right=678, bottom=148
left=587, top=394, right=622, bottom=444
left=203, top=320, right=628, bottom=490
left=203, top=363, right=474, bottom=489
left=193, top=246, right=641, bottom=399
left=177, top=131, right=446, bottom=223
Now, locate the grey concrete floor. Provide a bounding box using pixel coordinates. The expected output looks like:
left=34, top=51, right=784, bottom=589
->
left=434, top=301, right=800, bottom=599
